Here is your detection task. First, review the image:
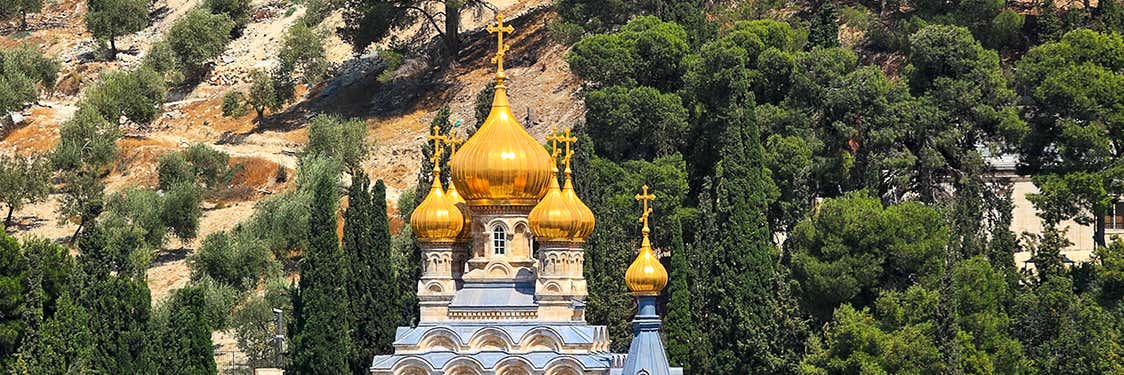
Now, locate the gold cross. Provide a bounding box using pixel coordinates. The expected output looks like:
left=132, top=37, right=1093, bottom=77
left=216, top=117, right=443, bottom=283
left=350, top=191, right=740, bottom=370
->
left=444, top=127, right=464, bottom=158
left=545, top=126, right=564, bottom=159
left=426, top=124, right=447, bottom=167
left=560, top=128, right=578, bottom=168
left=635, top=185, right=656, bottom=231
left=486, top=13, right=515, bottom=73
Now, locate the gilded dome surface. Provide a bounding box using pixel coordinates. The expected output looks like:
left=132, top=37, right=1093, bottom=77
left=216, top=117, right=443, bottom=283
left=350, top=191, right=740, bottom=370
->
left=529, top=165, right=581, bottom=242
left=410, top=167, right=464, bottom=242
left=446, top=178, right=473, bottom=241
left=561, top=168, right=595, bottom=241
left=449, top=19, right=553, bottom=207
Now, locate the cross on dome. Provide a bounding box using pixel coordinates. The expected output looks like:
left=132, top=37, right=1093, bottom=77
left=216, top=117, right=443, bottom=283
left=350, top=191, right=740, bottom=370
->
left=635, top=185, right=655, bottom=234
left=486, top=12, right=515, bottom=81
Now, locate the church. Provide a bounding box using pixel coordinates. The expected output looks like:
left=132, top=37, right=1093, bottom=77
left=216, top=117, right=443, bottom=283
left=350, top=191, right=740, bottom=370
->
left=369, top=13, right=679, bottom=375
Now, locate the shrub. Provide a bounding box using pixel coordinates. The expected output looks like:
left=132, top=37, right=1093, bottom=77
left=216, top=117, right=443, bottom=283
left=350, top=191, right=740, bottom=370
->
left=157, top=152, right=194, bottom=191
left=184, top=143, right=233, bottom=189
left=166, top=8, right=234, bottom=77
left=161, top=182, right=203, bottom=243
left=548, top=20, right=585, bottom=45
left=222, top=90, right=248, bottom=117
left=375, top=49, right=404, bottom=83
left=204, top=0, right=251, bottom=30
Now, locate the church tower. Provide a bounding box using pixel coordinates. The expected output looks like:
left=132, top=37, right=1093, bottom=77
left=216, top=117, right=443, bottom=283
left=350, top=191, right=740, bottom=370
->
left=371, top=12, right=677, bottom=375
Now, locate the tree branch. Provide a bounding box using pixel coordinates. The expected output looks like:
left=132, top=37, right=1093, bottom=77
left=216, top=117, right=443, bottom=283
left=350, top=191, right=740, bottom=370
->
left=407, top=6, right=445, bottom=37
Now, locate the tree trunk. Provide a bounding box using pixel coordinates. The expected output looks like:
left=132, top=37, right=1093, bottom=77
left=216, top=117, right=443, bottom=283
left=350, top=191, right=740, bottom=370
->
left=20, top=11, right=28, bottom=30
left=444, top=1, right=461, bottom=57
left=4, top=206, right=13, bottom=229
left=1095, top=211, right=1107, bottom=248
left=69, top=218, right=84, bottom=247
left=109, top=34, right=118, bottom=60
left=257, top=107, right=264, bottom=120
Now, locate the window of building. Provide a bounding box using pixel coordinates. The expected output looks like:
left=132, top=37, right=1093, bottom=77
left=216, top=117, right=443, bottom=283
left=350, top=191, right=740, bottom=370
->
left=1107, top=201, right=1124, bottom=230
left=493, top=225, right=506, bottom=255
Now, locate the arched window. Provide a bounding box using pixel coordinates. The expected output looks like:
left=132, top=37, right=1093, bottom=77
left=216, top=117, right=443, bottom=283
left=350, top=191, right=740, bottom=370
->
left=493, top=225, right=506, bottom=255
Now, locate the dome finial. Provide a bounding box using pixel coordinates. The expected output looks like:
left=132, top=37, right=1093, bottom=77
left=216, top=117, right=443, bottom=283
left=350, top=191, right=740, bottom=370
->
left=444, top=120, right=465, bottom=157
left=559, top=128, right=577, bottom=172
left=545, top=125, right=563, bottom=160
left=625, top=185, right=667, bottom=296
left=427, top=123, right=448, bottom=177
left=486, top=12, right=515, bottom=86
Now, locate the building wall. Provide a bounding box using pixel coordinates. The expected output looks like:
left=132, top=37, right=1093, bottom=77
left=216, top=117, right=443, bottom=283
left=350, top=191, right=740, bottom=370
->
left=1008, top=178, right=1096, bottom=270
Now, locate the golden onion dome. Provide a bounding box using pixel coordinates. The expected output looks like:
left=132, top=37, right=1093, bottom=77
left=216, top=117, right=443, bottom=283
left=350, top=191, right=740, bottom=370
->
left=561, top=166, right=595, bottom=241
left=625, top=186, right=667, bottom=296
left=529, top=165, right=581, bottom=242
left=410, top=169, right=464, bottom=243
left=446, top=176, right=473, bottom=241
left=449, top=16, right=553, bottom=207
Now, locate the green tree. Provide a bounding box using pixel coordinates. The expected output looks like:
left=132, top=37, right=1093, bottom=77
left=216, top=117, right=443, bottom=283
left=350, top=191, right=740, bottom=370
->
left=582, top=85, right=688, bottom=161
left=785, top=191, right=948, bottom=321
left=0, top=44, right=61, bottom=113
left=53, top=104, right=120, bottom=244
left=85, top=0, right=149, bottom=58
left=0, top=231, right=27, bottom=372
left=1016, top=29, right=1124, bottom=246
left=162, top=182, right=204, bottom=243
left=155, top=286, right=217, bottom=375
left=83, top=67, right=166, bottom=126
left=0, top=0, right=44, bottom=30
left=1013, top=275, right=1124, bottom=374
left=279, top=22, right=329, bottom=85
left=204, top=0, right=251, bottom=30
left=27, top=291, right=92, bottom=374
left=305, top=114, right=369, bottom=174
left=82, top=275, right=153, bottom=373
left=337, top=0, right=491, bottom=57
left=166, top=9, right=234, bottom=78
left=343, top=173, right=398, bottom=373
left=222, top=90, right=247, bottom=117
left=808, top=3, right=839, bottom=48
left=701, top=90, right=805, bottom=374
left=664, top=213, right=704, bottom=372
left=189, top=231, right=272, bottom=291
left=247, top=69, right=279, bottom=119
left=0, top=153, right=50, bottom=227
left=288, top=156, right=351, bottom=374
left=567, top=16, right=690, bottom=92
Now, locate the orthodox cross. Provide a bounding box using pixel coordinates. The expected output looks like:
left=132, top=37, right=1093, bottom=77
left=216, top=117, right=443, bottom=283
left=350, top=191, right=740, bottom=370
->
left=545, top=126, right=564, bottom=159
left=635, top=185, right=656, bottom=232
left=427, top=124, right=447, bottom=168
left=444, top=123, right=464, bottom=157
left=486, top=13, right=515, bottom=73
left=559, top=128, right=578, bottom=168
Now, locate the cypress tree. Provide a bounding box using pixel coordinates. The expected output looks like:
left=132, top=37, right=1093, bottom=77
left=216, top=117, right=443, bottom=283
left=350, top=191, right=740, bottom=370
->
left=159, top=286, right=217, bottom=375
left=704, top=93, right=804, bottom=374
left=288, top=160, right=351, bottom=374
left=83, top=276, right=153, bottom=374
left=345, top=173, right=399, bottom=373
left=30, top=291, right=91, bottom=375
left=0, top=231, right=27, bottom=373
left=664, top=213, right=702, bottom=371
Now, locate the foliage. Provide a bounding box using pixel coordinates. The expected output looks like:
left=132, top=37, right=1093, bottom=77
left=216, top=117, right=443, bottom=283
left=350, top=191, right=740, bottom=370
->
left=337, top=0, right=488, bottom=56
left=1016, top=29, right=1124, bottom=233
left=0, top=231, right=27, bottom=372
left=53, top=105, right=120, bottom=242
left=287, top=156, right=351, bottom=374
left=785, top=191, right=948, bottom=321
left=166, top=9, right=234, bottom=77
left=279, top=22, right=330, bottom=84
left=305, top=114, right=369, bottom=174
left=582, top=85, right=688, bottom=161
left=26, top=291, right=91, bottom=374
left=231, top=280, right=290, bottom=368
left=142, top=41, right=185, bottom=83
left=153, top=286, right=217, bottom=375
left=81, top=275, right=153, bottom=373
left=247, top=69, right=280, bottom=119
left=189, top=231, right=273, bottom=291
left=204, top=0, right=251, bottom=30
left=568, top=16, right=690, bottom=92
left=161, top=182, right=204, bottom=243
left=83, top=67, right=167, bottom=126
left=85, top=0, right=149, bottom=56
left=222, top=90, right=248, bottom=117
left=808, top=3, right=839, bottom=48
left=0, top=153, right=50, bottom=227
left=158, top=152, right=195, bottom=191
left=100, top=188, right=168, bottom=249
left=0, top=0, right=44, bottom=29
left=1013, top=275, right=1124, bottom=374
left=0, top=44, right=60, bottom=113
left=343, top=173, right=398, bottom=373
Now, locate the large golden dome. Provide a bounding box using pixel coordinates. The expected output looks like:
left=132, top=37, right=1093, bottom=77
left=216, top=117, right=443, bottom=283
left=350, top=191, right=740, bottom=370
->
left=449, top=16, right=553, bottom=207
left=529, top=161, right=582, bottom=242
left=410, top=166, right=464, bottom=242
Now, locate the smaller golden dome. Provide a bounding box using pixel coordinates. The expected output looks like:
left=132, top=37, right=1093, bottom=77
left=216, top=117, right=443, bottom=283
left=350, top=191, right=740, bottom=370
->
left=529, top=164, right=581, bottom=242
left=625, top=185, right=667, bottom=296
left=410, top=173, right=464, bottom=243
left=446, top=173, right=473, bottom=242
left=561, top=167, right=595, bottom=241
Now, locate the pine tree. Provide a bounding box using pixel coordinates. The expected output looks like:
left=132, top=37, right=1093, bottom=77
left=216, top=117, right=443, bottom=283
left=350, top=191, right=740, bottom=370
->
left=704, top=92, right=804, bottom=374
left=288, top=161, right=351, bottom=374
left=159, top=286, right=217, bottom=375
left=344, top=173, right=399, bottom=373
left=807, top=2, right=839, bottom=48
